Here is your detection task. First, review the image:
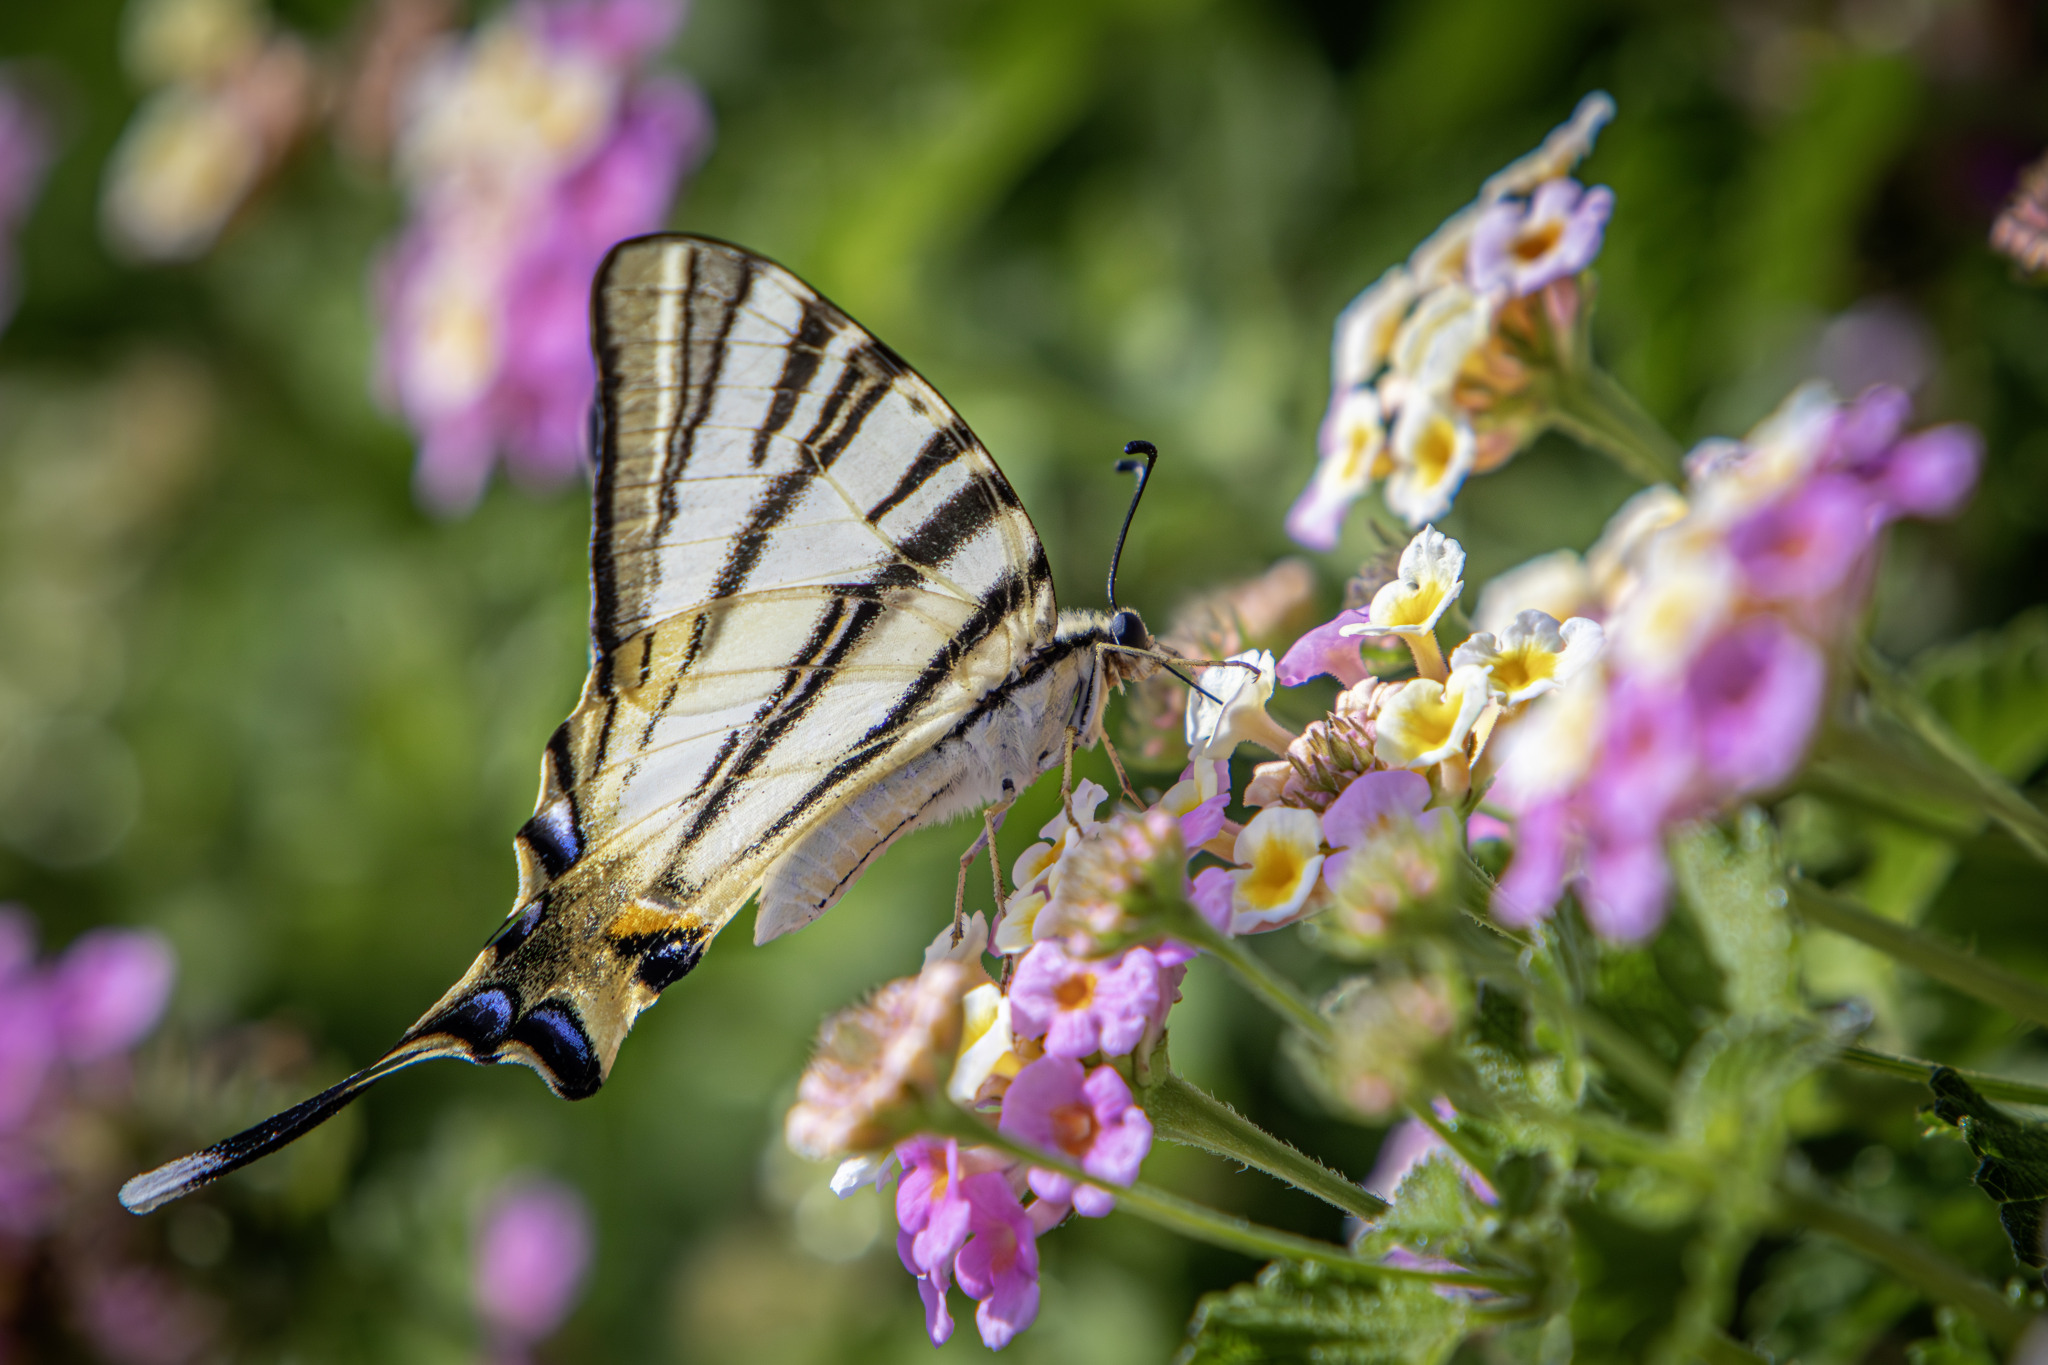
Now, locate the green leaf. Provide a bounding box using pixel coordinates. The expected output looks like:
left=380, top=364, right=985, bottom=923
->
left=1355, top=1153, right=1491, bottom=1263
left=1926, top=1068, right=2048, bottom=1273
left=1905, top=1308, right=2000, bottom=1365
left=1669, top=810, right=1798, bottom=1020
left=1178, top=1260, right=1468, bottom=1365
left=1911, top=607, right=2048, bottom=782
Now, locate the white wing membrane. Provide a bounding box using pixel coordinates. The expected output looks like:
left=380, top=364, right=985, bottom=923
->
left=520, top=235, right=1060, bottom=939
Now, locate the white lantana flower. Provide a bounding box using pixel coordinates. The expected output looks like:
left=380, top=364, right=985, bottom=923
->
left=1689, top=381, right=1837, bottom=524
left=1332, top=265, right=1420, bottom=388
left=1384, top=283, right=1494, bottom=407
left=992, top=782, right=1109, bottom=953
left=1450, top=610, right=1604, bottom=704
left=1480, top=90, right=1616, bottom=201
left=1490, top=661, right=1606, bottom=806
left=923, top=911, right=990, bottom=968
left=1584, top=484, right=1688, bottom=606
left=1228, top=807, right=1327, bottom=932
left=1373, top=665, right=1492, bottom=771
left=1472, top=549, right=1595, bottom=636
left=1185, top=649, right=1293, bottom=760
left=830, top=1151, right=896, bottom=1197
left=948, top=982, right=1023, bottom=1108
left=1357, top=526, right=1466, bottom=639
left=1383, top=397, right=1478, bottom=528
left=102, top=86, right=266, bottom=261
left=1608, top=536, right=1737, bottom=679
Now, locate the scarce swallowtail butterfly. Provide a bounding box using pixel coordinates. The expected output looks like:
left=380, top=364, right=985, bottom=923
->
left=120, top=235, right=1167, bottom=1214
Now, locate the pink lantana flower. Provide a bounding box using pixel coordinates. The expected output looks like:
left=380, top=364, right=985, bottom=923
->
left=953, top=1175, right=1042, bottom=1351
left=1277, top=606, right=1379, bottom=688
left=894, top=1137, right=975, bottom=1345
left=1318, top=768, right=1457, bottom=894
left=1008, top=942, right=1162, bottom=1060
left=1685, top=618, right=1826, bottom=793
left=998, top=1057, right=1154, bottom=1218
left=1467, top=178, right=1615, bottom=298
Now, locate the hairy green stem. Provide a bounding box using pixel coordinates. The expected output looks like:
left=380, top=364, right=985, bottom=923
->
left=1171, top=912, right=1332, bottom=1042
left=1550, top=365, right=1686, bottom=485
left=921, top=1104, right=1522, bottom=1291
left=1407, top=1098, right=1500, bottom=1184
left=1790, top=880, right=2048, bottom=1031
left=1775, top=1182, right=2036, bottom=1345
left=1856, top=648, right=2048, bottom=866
left=1792, top=768, right=1980, bottom=843
left=1838, top=1046, right=2048, bottom=1107
left=1143, top=1072, right=1387, bottom=1222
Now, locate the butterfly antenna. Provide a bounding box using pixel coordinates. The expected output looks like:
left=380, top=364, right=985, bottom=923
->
left=1106, top=439, right=1158, bottom=613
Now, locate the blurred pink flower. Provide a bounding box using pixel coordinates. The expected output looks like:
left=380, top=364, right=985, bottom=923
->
left=1467, top=178, right=1614, bottom=297
left=1727, top=475, right=1879, bottom=604
left=473, top=1176, right=594, bottom=1347
left=378, top=0, right=712, bottom=513
left=894, top=1136, right=972, bottom=1345
left=1686, top=618, right=1826, bottom=792
left=1489, top=384, right=1979, bottom=940
left=51, top=928, right=176, bottom=1063
left=78, top=1266, right=218, bottom=1365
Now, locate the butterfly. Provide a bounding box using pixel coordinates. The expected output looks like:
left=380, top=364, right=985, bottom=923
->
left=120, top=235, right=1169, bottom=1214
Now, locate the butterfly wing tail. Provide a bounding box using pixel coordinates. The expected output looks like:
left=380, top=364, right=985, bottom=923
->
left=118, top=1036, right=457, bottom=1214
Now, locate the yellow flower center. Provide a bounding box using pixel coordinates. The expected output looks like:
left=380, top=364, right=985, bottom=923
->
left=1053, top=975, right=1095, bottom=1011
left=1337, top=423, right=1378, bottom=480
left=1512, top=219, right=1565, bottom=264
left=1050, top=1101, right=1098, bottom=1155
left=1400, top=683, right=1464, bottom=749
left=1240, top=841, right=1313, bottom=910
left=1377, top=583, right=1445, bottom=631
left=1413, top=413, right=1459, bottom=485
left=1489, top=642, right=1558, bottom=695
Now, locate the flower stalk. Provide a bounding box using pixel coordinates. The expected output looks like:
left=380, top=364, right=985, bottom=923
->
left=1141, top=1071, right=1389, bottom=1222
left=1855, top=647, right=2048, bottom=867
left=1773, top=1180, right=2036, bottom=1345
left=1837, top=1046, right=2048, bottom=1108
left=917, top=1102, right=1521, bottom=1290
left=1147, top=890, right=1333, bottom=1042
left=1789, top=879, right=2048, bottom=1031
left=1548, top=364, right=1685, bottom=486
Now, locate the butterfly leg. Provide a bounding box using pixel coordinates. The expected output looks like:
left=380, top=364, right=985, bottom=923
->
left=953, top=786, right=1015, bottom=940
left=1099, top=729, right=1140, bottom=807
left=1059, top=726, right=1080, bottom=825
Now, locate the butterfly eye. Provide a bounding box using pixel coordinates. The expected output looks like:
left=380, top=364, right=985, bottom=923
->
left=1109, top=609, right=1150, bottom=649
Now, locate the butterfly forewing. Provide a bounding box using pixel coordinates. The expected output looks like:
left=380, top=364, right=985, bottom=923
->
left=531, top=236, right=1058, bottom=921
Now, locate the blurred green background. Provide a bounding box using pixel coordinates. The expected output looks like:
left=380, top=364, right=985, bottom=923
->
left=3, top=0, right=2048, bottom=1359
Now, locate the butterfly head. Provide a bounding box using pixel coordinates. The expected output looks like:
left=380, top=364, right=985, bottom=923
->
left=1108, top=607, right=1152, bottom=653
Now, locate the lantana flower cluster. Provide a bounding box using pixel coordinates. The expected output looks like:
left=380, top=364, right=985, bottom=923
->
left=784, top=786, right=1195, bottom=1351
left=379, top=0, right=711, bottom=512
left=1289, top=92, right=1619, bottom=543
left=1478, top=382, right=1980, bottom=939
